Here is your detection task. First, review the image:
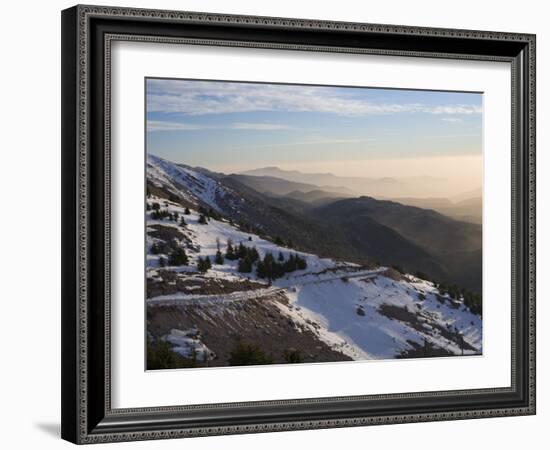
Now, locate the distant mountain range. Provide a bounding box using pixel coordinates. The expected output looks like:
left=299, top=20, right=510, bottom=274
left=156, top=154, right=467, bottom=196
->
left=385, top=195, right=482, bottom=224
left=148, top=156, right=482, bottom=294
left=238, top=167, right=482, bottom=224
left=240, top=166, right=451, bottom=198
left=224, top=173, right=353, bottom=197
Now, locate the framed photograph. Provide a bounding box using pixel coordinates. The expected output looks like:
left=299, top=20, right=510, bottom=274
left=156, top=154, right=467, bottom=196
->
left=61, top=5, right=536, bottom=444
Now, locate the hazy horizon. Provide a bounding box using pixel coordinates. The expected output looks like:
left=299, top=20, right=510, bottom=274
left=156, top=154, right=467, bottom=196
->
left=146, top=78, right=482, bottom=198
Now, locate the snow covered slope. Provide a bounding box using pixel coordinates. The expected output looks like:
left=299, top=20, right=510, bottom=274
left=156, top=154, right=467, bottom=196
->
left=145, top=185, right=482, bottom=363
left=147, top=154, right=239, bottom=213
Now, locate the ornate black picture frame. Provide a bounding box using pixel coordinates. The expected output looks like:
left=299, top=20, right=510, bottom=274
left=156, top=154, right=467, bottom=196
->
left=61, top=4, right=536, bottom=444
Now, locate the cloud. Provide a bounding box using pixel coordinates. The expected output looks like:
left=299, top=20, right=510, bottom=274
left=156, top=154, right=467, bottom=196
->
left=147, top=79, right=482, bottom=117
left=147, top=121, right=205, bottom=132
left=230, top=122, right=292, bottom=130
left=441, top=117, right=464, bottom=123
left=147, top=120, right=292, bottom=132
left=244, top=137, right=365, bottom=149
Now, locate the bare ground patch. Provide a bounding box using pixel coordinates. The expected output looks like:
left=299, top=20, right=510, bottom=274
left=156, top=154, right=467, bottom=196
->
left=147, top=292, right=352, bottom=367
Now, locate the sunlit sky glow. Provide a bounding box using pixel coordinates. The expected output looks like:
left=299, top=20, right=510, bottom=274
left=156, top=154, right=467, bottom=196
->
left=146, top=78, right=482, bottom=191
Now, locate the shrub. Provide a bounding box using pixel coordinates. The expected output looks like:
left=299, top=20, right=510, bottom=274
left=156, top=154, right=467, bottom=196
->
left=283, top=349, right=302, bottom=364
left=146, top=338, right=197, bottom=370
left=228, top=342, right=273, bottom=366
left=197, top=256, right=212, bottom=273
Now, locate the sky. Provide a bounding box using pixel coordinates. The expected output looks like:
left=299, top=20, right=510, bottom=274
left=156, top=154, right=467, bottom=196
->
left=146, top=78, right=483, bottom=193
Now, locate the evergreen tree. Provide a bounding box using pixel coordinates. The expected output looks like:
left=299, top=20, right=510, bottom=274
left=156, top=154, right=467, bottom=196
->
left=198, top=214, right=208, bottom=225
left=184, top=207, right=191, bottom=215
left=197, top=257, right=208, bottom=273
left=208, top=208, right=221, bottom=221
left=275, top=236, right=284, bottom=246
left=215, top=250, right=224, bottom=265
left=256, top=259, right=266, bottom=279
left=225, top=240, right=237, bottom=260
left=150, top=242, right=160, bottom=255
left=152, top=202, right=160, bottom=211
left=278, top=251, right=285, bottom=262
left=169, top=247, right=189, bottom=266
left=237, top=242, right=247, bottom=259
left=284, top=253, right=296, bottom=272
left=179, top=216, right=186, bottom=226
left=249, top=246, right=259, bottom=262
left=295, top=254, right=307, bottom=270
left=238, top=257, right=252, bottom=273
left=158, top=256, right=166, bottom=268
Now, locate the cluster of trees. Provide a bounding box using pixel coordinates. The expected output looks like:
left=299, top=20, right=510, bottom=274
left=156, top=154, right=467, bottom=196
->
left=152, top=245, right=189, bottom=268
left=149, top=207, right=182, bottom=222
left=150, top=208, right=169, bottom=220
left=228, top=342, right=273, bottom=366
left=237, top=221, right=265, bottom=239
left=256, top=252, right=307, bottom=280
left=408, top=270, right=482, bottom=317
left=436, top=282, right=482, bottom=316
left=227, top=342, right=303, bottom=366
left=209, top=238, right=307, bottom=279
left=274, top=236, right=294, bottom=248
left=225, top=240, right=260, bottom=273
left=148, top=202, right=192, bottom=224
left=212, top=239, right=260, bottom=273
left=237, top=246, right=260, bottom=273
left=198, top=206, right=221, bottom=221
left=147, top=338, right=197, bottom=370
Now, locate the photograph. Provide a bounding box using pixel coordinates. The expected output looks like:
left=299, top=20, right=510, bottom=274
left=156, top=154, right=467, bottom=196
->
left=145, top=78, right=484, bottom=369
left=57, top=3, right=537, bottom=444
